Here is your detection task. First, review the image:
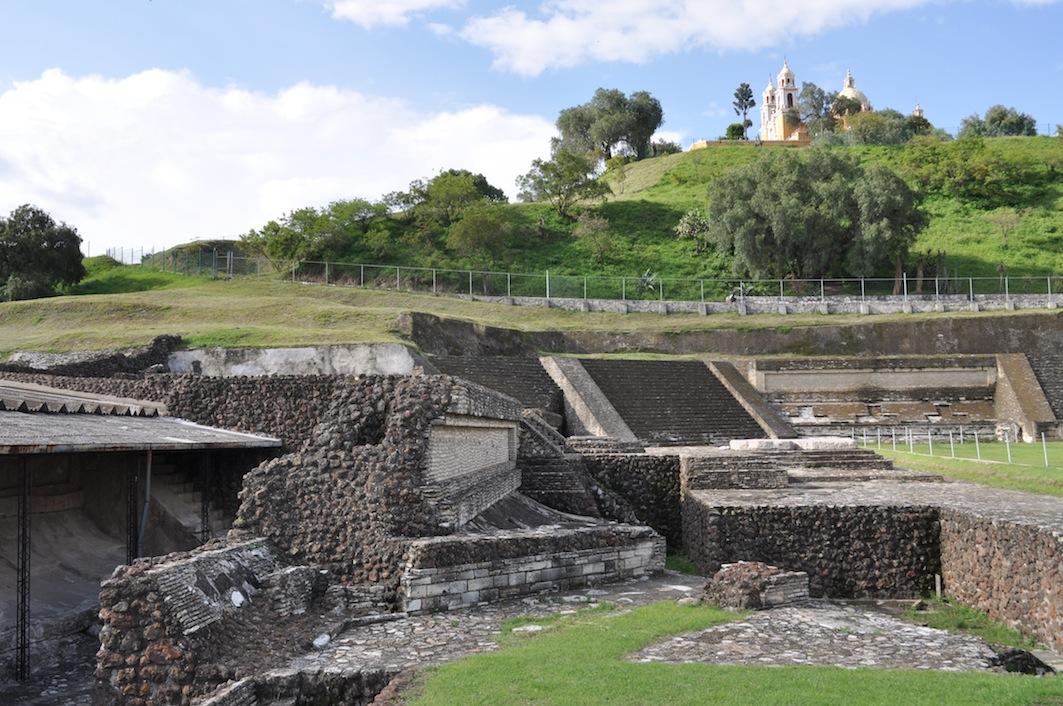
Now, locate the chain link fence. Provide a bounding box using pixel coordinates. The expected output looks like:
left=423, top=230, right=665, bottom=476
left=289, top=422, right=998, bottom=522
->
left=117, top=247, right=1063, bottom=307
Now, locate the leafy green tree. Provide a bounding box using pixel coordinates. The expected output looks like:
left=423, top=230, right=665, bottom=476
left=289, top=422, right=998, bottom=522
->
left=555, top=88, right=664, bottom=159
left=705, top=151, right=925, bottom=285
left=674, top=208, right=712, bottom=253
left=517, top=151, right=610, bottom=218
left=650, top=139, right=682, bottom=156
left=960, top=105, right=1037, bottom=137
left=732, top=83, right=755, bottom=139
left=798, top=82, right=836, bottom=138
left=724, top=123, right=746, bottom=140
left=573, top=211, right=612, bottom=264
left=445, top=203, right=513, bottom=259
left=845, top=111, right=911, bottom=145
left=832, top=95, right=864, bottom=119
left=845, top=164, right=929, bottom=292
left=0, top=205, right=85, bottom=300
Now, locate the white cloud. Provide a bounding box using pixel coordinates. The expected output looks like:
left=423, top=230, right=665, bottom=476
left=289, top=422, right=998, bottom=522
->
left=703, top=101, right=729, bottom=119
left=325, top=0, right=464, bottom=28
left=460, top=0, right=934, bottom=75
left=0, top=69, right=555, bottom=250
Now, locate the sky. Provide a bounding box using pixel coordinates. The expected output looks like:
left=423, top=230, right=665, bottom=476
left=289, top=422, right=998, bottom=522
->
left=0, top=0, right=1060, bottom=252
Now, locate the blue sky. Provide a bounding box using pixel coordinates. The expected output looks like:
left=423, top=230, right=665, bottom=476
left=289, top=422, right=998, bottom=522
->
left=0, top=0, right=1060, bottom=249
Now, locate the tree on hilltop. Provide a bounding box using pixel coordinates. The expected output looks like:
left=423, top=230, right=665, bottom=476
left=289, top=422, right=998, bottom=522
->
left=732, top=83, right=755, bottom=139
left=555, top=88, right=664, bottom=160
left=960, top=105, right=1037, bottom=137
left=0, top=205, right=86, bottom=301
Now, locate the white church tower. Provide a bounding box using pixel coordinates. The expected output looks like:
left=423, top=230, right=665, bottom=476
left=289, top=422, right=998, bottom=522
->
left=759, top=60, right=803, bottom=141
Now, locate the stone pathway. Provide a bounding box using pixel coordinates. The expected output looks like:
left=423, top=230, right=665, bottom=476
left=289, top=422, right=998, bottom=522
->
left=632, top=600, right=997, bottom=671
left=288, top=573, right=703, bottom=673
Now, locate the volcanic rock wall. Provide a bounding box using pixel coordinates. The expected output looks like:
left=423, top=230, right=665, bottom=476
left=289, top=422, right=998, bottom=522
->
left=231, top=375, right=522, bottom=587
left=0, top=372, right=344, bottom=449
left=680, top=500, right=941, bottom=597
left=582, top=454, right=682, bottom=547
left=940, top=510, right=1063, bottom=651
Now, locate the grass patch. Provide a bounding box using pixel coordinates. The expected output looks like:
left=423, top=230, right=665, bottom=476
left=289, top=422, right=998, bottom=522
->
left=67, top=256, right=209, bottom=295
left=665, top=553, right=700, bottom=575
left=905, top=599, right=1040, bottom=651
left=2, top=276, right=1056, bottom=356
left=880, top=444, right=1063, bottom=497
left=412, top=601, right=1063, bottom=706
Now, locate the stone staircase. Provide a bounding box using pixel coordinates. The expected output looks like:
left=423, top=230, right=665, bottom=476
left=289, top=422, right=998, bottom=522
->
left=151, top=461, right=231, bottom=543
left=518, top=455, right=602, bottom=518
left=429, top=356, right=564, bottom=418
left=566, top=436, right=646, bottom=454
left=681, top=448, right=942, bottom=490
left=578, top=359, right=765, bottom=446
left=1028, top=353, right=1063, bottom=419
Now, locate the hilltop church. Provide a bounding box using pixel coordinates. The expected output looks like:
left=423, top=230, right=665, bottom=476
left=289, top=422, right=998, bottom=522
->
left=759, top=61, right=873, bottom=142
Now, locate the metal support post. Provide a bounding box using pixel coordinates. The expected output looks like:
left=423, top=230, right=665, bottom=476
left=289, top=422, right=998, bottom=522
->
left=200, top=454, right=211, bottom=544
left=468, top=270, right=473, bottom=296
left=1004, top=276, right=1009, bottom=302
left=325, top=262, right=329, bottom=285
left=432, top=269, right=437, bottom=294
left=583, top=276, right=587, bottom=300
left=16, top=458, right=30, bottom=682
left=137, top=450, right=153, bottom=557
left=507, top=273, right=512, bottom=297
left=820, top=279, right=824, bottom=301
left=935, top=277, right=939, bottom=301
left=903, top=273, right=908, bottom=304
left=701, top=280, right=705, bottom=304
left=969, top=277, right=974, bottom=302
left=546, top=271, right=551, bottom=299
left=621, top=277, right=626, bottom=301
left=397, top=267, right=402, bottom=291
left=360, top=264, right=365, bottom=286
left=126, top=465, right=138, bottom=565
left=861, top=279, right=865, bottom=303
left=974, top=431, right=981, bottom=460
left=1043, top=432, right=1050, bottom=468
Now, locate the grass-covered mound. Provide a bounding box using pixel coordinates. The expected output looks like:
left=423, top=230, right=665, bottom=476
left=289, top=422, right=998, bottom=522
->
left=410, top=602, right=1063, bottom=705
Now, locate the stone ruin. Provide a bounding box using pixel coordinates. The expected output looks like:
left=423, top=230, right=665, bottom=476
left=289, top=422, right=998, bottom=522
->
left=700, top=561, right=810, bottom=610
left=91, top=374, right=665, bottom=704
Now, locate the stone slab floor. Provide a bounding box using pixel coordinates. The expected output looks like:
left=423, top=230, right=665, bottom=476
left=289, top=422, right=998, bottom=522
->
left=632, top=600, right=996, bottom=671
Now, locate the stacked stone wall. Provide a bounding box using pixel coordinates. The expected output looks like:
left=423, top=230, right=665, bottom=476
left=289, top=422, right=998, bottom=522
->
left=582, top=454, right=681, bottom=547
left=231, top=375, right=522, bottom=588
left=400, top=526, right=665, bottom=612
left=939, top=510, right=1063, bottom=651
left=680, top=500, right=940, bottom=597
left=0, top=371, right=343, bottom=449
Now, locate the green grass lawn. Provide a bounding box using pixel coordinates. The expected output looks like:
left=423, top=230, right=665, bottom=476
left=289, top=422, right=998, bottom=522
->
left=410, top=602, right=1063, bottom=706
left=67, top=255, right=209, bottom=295
left=879, top=442, right=1063, bottom=497
left=3, top=272, right=1048, bottom=356
left=905, top=599, right=1041, bottom=651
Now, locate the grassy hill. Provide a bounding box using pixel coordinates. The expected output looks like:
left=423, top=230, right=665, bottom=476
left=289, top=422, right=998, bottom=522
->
left=0, top=274, right=1050, bottom=356
left=152, top=137, right=1062, bottom=283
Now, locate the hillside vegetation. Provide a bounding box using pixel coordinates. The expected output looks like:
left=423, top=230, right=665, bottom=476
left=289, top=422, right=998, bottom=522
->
left=212, top=137, right=1062, bottom=283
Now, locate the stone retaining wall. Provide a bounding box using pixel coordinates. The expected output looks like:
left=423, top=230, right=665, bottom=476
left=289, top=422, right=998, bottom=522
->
left=680, top=499, right=940, bottom=597
left=582, top=454, right=681, bottom=547
left=399, top=526, right=665, bottom=612
left=940, top=510, right=1063, bottom=651
left=0, top=372, right=343, bottom=450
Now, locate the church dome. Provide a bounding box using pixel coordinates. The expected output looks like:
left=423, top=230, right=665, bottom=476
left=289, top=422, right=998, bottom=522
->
left=838, top=69, right=871, bottom=110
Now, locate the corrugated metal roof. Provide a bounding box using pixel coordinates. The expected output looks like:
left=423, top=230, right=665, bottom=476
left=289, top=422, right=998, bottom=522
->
left=0, top=411, right=281, bottom=454
left=0, top=380, right=166, bottom=417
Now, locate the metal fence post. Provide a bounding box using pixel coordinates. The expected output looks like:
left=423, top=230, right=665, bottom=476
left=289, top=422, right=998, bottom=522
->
left=546, top=271, right=551, bottom=299
left=360, top=264, right=365, bottom=287
left=903, top=272, right=908, bottom=305
left=969, top=277, right=974, bottom=302
left=779, top=279, right=784, bottom=301
left=507, top=272, right=512, bottom=298
left=1042, top=432, right=1049, bottom=467
left=621, top=277, right=626, bottom=301
left=934, top=277, right=939, bottom=301
left=1049, top=276, right=1054, bottom=305
left=974, top=431, right=981, bottom=460
left=1005, top=434, right=1012, bottom=463
left=700, top=280, right=705, bottom=304
left=468, top=270, right=473, bottom=296
left=432, top=269, right=437, bottom=294
left=928, top=428, right=933, bottom=456
left=397, top=267, right=401, bottom=291
left=820, top=278, right=825, bottom=301
left=1004, top=275, right=1009, bottom=303
left=325, top=261, right=329, bottom=285
left=583, top=276, right=587, bottom=300
left=949, top=430, right=955, bottom=458
left=861, top=278, right=865, bottom=303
